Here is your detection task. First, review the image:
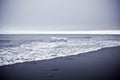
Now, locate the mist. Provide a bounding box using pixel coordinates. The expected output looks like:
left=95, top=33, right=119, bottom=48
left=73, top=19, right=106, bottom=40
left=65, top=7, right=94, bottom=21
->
left=0, top=0, right=120, bottom=33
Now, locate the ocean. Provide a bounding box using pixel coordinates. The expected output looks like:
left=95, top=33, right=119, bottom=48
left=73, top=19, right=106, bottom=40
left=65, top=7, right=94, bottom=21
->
left=0, top=34, right=120, bottom=66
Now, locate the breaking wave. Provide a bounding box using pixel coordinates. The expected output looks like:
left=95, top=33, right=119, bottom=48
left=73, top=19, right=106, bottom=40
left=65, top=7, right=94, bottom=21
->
left=0, top=36, right=120, bottom=66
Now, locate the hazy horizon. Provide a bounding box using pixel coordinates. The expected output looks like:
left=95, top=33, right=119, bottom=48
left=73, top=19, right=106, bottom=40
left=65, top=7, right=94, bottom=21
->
left=0, top=30, right=120, bottom=34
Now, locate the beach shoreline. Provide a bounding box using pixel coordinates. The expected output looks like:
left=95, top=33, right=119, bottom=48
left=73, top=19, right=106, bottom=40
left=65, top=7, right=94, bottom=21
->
left=0, top=46, right=120, bottom=80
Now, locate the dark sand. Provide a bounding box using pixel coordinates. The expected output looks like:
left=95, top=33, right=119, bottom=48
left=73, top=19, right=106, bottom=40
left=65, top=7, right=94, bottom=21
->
left=0, top=47, right=120, bottom=80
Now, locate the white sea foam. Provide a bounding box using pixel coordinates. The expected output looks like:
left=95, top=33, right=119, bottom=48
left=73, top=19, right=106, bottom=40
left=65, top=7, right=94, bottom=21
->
left=0, top=37, right=120, bottom=66
left=50, top=37, right=67, bottom=42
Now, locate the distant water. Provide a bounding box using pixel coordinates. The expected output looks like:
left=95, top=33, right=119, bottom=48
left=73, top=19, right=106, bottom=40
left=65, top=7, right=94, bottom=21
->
left=0, top=34, right=120, bottom=66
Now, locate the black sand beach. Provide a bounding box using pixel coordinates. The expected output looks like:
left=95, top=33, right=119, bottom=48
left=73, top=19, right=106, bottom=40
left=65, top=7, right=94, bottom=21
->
left=0, top=47, right=120, bottom=80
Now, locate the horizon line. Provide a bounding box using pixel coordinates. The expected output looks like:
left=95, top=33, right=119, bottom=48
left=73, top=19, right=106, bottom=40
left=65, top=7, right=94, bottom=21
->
left=0, top=30, right=120, bottom=34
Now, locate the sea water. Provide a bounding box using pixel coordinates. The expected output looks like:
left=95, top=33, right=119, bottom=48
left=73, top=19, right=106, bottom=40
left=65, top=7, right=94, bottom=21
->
left=0, top=34, right=120, bottom=66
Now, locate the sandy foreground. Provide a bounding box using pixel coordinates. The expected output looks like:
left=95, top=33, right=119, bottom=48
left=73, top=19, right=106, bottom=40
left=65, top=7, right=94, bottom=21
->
left=0, top=46, right=120, bottom=80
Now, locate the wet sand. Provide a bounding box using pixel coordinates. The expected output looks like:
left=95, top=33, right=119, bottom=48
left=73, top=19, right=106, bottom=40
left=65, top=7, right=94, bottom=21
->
left=0, top=47, right=120, bottom=80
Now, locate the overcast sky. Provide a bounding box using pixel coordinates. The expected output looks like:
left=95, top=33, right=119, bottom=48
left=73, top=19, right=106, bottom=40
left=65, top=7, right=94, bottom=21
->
left=0, top=0, right=120, bottom=32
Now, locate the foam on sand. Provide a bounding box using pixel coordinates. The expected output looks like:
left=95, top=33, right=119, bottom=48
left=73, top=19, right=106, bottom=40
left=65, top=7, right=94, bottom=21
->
left=0, top=37, right=120, bottom=66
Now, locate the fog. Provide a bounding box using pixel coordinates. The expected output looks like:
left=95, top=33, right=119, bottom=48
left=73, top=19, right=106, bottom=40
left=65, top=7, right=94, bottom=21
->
left=0, top=0, right=120, bottom=33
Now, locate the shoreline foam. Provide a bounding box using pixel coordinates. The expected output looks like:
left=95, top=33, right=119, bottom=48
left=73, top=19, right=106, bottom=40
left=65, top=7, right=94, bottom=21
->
left=0, top=37, right=120, bottom=66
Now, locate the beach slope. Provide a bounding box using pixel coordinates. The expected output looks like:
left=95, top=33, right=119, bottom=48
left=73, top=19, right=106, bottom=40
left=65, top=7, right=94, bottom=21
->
left=0, top=47, right=120, bottom=80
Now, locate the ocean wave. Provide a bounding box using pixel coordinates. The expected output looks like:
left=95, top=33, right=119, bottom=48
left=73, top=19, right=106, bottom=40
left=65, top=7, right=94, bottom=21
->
left=0, top=37, right=120, bottom=66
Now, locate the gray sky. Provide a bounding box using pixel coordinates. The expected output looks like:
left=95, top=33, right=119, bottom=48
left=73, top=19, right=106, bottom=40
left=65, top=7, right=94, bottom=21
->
left=0, top=0, right=120, bottom=32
